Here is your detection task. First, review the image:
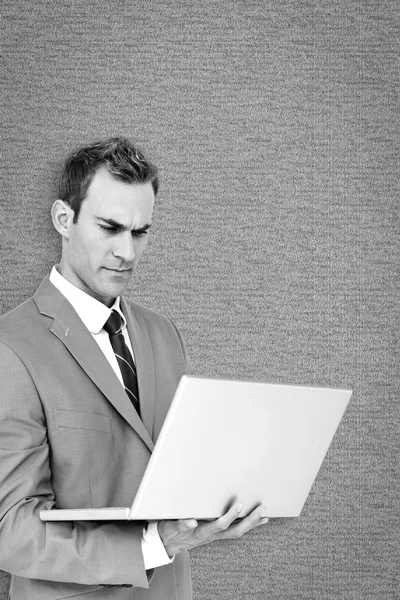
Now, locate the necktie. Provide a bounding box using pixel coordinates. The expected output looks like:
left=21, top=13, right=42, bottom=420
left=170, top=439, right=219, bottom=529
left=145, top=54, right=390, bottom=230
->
left=104, top=310, right=140, bottom=416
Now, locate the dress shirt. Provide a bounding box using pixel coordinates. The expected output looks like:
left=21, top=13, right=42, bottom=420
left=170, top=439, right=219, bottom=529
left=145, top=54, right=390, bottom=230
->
left=49, top=266, right=172, bottom=570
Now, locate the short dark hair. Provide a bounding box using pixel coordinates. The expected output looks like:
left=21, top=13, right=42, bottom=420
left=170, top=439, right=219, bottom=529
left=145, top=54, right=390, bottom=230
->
left=58, top=136, right=159, bottom=222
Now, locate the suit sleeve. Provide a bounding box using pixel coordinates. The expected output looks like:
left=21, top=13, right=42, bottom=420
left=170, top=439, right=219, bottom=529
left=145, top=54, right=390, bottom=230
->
left=0, top=340, right=150, bottom=587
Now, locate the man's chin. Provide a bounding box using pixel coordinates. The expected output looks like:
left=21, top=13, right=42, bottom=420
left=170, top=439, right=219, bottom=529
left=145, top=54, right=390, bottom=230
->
left=95, top=276, right=132, bottom=304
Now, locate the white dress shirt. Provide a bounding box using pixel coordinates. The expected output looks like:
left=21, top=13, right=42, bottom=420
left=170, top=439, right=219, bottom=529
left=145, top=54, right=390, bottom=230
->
left=49, top=266, right=172, bottom=570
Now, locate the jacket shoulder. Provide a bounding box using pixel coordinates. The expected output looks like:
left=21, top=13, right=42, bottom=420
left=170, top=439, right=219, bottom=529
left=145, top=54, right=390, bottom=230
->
left=124, top=298, right=172, bottom=326
left=123, top=298, right=190, bottom=371
left=122, top=298, right=187, bottom=348
left=0, top=296, right=53, bottom=362
left=0, top=297, right=39, bottom=332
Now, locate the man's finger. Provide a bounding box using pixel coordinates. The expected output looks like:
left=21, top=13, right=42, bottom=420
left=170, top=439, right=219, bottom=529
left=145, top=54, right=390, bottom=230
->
left=223, top=505, right=268, bottom=538
left=177, top=519, right=198, bottom=533
left=200, top=502, right=244, bottom=537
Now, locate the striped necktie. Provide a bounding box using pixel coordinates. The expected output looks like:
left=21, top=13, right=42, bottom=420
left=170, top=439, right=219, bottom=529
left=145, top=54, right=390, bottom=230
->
left=103, top=310, right=140, bottom=416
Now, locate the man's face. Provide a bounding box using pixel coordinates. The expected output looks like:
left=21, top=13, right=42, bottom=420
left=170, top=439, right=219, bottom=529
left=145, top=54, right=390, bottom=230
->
left=59, top=167, right=155, bottom=306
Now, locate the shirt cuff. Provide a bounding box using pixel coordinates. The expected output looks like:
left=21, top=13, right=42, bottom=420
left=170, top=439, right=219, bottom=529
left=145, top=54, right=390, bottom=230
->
left=141, top=522, right=175, bottom=570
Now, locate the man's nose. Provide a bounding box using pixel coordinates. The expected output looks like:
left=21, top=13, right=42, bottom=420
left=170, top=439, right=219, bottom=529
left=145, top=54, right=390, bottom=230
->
left=113, top=232, right=135, bottom=262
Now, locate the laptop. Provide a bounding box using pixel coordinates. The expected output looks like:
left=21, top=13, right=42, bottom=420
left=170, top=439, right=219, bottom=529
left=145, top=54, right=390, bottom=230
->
left=40, top=375, right=352, bottom=521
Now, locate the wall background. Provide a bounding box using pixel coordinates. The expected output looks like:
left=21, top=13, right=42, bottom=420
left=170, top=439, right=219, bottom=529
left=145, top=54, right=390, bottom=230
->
left=1, top=1, right=398, bottom=598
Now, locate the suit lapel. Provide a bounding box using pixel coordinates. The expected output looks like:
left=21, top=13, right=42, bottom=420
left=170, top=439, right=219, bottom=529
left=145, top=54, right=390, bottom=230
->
left=34, top=277, right=154, bottom=452
left=121, top=297, right=156, bottom=440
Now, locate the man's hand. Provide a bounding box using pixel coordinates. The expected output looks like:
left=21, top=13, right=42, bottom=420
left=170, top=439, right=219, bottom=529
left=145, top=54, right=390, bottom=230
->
left=157, top=502, right=269, bottom=557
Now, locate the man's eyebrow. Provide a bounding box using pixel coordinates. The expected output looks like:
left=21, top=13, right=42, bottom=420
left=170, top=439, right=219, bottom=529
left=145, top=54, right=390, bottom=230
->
left=97, top=218, right=151, bottom=232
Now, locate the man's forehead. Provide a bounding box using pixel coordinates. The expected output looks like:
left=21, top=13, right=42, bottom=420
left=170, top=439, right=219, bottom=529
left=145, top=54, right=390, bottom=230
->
left=93, top=202, right=153, bottom=226
left=83, top=173, right=154, bottom=215
left=89, top=166, right=152, bottom=188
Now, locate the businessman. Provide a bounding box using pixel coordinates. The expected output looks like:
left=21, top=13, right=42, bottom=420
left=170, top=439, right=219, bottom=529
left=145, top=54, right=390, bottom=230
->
left=0, top=137, right=269, bottom=599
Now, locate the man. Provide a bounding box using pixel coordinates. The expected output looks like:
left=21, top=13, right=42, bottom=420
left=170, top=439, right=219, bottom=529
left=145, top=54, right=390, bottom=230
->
left=0, top=137, right=268, bottom=599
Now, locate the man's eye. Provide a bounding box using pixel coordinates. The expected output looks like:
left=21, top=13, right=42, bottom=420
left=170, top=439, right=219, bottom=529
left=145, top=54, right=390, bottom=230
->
left=100, top=225, right=117, bottom=232
left=132, top=230, right=149, bottom=237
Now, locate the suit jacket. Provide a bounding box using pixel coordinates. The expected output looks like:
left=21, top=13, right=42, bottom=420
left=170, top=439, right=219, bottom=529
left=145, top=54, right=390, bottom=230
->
left=0, top=277, right=193, bottom=600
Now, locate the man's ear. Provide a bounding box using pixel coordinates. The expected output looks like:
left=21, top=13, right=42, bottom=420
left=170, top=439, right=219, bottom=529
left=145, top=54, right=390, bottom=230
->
left=51, top=200, right=75, bottom=239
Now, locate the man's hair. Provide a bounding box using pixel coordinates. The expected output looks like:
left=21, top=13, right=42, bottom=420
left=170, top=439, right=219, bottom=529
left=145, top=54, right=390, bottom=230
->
left=58, top=136, right=159, bottom=222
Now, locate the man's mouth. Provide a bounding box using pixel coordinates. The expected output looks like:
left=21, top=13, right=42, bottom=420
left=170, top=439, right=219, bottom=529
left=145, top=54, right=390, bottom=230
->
left=104, top=267, right=132, bottom=273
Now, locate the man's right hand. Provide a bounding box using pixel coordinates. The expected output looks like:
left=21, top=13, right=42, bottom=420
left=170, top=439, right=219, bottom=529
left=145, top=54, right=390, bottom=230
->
left=157, top=502, right=269, bottom=557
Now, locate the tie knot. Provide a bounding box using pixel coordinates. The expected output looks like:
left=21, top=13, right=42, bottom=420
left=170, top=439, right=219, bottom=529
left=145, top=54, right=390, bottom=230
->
left=104, top=310, right=123, bottom=336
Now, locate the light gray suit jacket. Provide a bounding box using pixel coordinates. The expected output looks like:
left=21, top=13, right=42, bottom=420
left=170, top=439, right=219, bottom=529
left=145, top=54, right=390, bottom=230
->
left=0, top=277, right=192, bottom=600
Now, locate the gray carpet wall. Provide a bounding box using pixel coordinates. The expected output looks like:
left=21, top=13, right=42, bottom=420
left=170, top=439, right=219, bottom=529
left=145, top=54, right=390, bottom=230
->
left=1, top=1, right=398, bottom=598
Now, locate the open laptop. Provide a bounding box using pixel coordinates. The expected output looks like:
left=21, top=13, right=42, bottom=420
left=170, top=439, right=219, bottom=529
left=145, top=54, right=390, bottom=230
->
left=40, top=375, right=352, bottom=521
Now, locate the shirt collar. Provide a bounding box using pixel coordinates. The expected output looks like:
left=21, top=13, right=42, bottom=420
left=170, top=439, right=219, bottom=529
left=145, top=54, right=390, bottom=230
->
left=49, top=266, right=127, bottom=335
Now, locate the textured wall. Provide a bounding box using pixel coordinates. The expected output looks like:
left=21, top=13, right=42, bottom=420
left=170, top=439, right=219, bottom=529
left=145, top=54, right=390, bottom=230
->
left=1, top=1, right=399, bottom=598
